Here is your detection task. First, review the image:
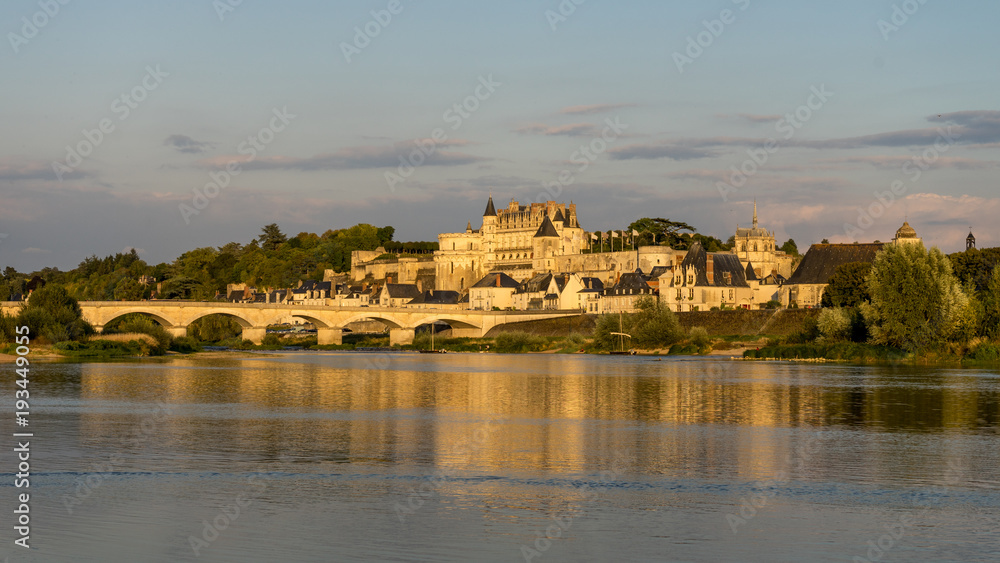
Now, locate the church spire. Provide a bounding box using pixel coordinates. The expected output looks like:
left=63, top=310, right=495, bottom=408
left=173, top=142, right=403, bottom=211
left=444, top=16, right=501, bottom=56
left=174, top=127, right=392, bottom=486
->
left=752, top=198, right=758, bottom=229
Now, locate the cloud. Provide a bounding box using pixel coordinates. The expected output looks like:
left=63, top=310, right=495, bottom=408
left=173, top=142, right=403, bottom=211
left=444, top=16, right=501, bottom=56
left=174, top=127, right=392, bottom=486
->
left=801, top=110, right=1000, bottom=149
left=0, top=158, right=92, bottom=182
left=515, top=123, right=600, bottom=137
left=717, top=113, right=782, bottom=123
left=822, top=155, right=1000, bottom=170
left=199, top=139, right=489, bottom=171
left=609, top=143, right=716, bottom=161
left=164, top=134, right=213, bottom=154
left=560, top=103, right=634, bottom=115
left=21, top=247, right=51, bottom=254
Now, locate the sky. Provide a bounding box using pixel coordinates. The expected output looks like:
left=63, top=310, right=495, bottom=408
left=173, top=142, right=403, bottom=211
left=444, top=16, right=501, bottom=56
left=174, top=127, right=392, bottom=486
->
left=2, top=0, right=998, bottom=272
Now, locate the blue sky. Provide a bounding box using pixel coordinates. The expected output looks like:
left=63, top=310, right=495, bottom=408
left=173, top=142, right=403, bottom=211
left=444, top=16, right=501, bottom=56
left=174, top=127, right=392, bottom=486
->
left=2, top=0, right=998, bottom=271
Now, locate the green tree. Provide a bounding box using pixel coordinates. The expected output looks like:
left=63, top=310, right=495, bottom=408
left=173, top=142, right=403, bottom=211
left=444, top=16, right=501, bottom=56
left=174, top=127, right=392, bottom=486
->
left=821, top=262, right=873, bottom=308
left=817, top=308, right=851, bottom=341
left=862, top=243, right=973, bottom=349
left=113, top=278, right=144, bottom=301
left=594, top=297, right=682, bottom=350
left=258, top=223, right=287, bottom=251
left=779, top=239, right=800, bottom=256
left=627, top=218, right=696, bottom=248
left=981, top=265, right=1000, bottom=339
left=17, top=284, right=93, bottom=343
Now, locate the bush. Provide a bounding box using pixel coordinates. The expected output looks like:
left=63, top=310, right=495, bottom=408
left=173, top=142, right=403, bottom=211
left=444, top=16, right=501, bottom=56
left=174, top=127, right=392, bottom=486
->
left=817, top=308, right=851, bottom=341
left=170, top=336, right=202, bottom=353
left=262, top=333, right=283, bottom=347
left=104, top=314, right=171, bottom=354
left=493, top=332, right=548, bottom=353
left=689, top=326, right=712, bottom=354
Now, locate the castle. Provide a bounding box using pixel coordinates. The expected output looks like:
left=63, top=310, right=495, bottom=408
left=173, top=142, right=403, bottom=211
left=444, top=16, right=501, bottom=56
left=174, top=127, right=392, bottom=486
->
left=433, top=196, right=588, bottom=290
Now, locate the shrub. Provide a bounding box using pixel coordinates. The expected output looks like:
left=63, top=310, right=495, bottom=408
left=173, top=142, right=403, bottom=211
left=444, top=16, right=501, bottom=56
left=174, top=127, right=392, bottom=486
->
left=817, top=308, right=851, bottom=341
left=17, top=285, right=93, bottom=343
left=170, top=336, right=202, bottom=353
left=689, top=326, right=712, bottom=354
left=493, top=332, right=548, bottom=353
left=262, top=333, right=283, bottom=347
left=104, top=314, right=171, bottom=354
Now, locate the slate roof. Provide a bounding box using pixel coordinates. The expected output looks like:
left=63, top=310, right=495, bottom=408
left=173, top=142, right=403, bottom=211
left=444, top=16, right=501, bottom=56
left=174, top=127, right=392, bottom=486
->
left=785, top=243, right=885, bottom=285
left=680, top=243, right=749, bottom=287
left=579, top=277, right=604, bottom=291
left=407, top=290, right=460, bottom=305
left=516, top=272, right=554, bottom=294
left=533, top=216, right=559, bottom=238
left=383, top=283, right=422, bottom=299
left=745, top=262, right=758, bottom=281
left=552, top=208, right=565, bottom=223
left=484, top=196, right=497, bottom=217
left=471, top=272, right=520, bottom=289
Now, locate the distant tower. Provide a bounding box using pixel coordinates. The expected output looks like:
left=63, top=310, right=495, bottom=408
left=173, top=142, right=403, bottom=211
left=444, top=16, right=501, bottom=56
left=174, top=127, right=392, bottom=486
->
left=892, top=220, right=922, bottom=246
left=752, top=198, right=758, bottom=229
left=967, top=229, right=976, bottom=251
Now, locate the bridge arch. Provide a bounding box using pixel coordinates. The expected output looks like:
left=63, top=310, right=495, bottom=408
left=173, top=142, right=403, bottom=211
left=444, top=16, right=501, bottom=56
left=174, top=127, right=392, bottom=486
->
left=94, top=309, right=179, bottom=331
left=337, top=313, right=404, bottom=330
left=183, top=310, right=255, bottom=329
left=410, top=315, right=481, bottom=331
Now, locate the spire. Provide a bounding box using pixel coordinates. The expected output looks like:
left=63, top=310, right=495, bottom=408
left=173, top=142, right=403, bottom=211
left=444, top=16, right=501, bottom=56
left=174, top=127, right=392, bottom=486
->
left=533, top=215, right=559, bottom=238
left=752, top=198, right=758, bottom=229
left=483, top=194, right=497, bottom=217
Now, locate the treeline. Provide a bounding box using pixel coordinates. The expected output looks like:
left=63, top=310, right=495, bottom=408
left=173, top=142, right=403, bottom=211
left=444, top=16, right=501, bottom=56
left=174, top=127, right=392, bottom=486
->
left=2, top=223, right=438, bottom=302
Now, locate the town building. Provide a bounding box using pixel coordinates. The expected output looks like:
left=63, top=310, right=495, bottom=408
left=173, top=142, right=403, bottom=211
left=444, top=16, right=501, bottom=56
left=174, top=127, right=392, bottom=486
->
left=603, top=270, right=657, bottom=313
left=468, top=272, right=520, bottom=311
left=781, top=243, right=885, bottom=308
left=659, top=243, right=753, bottom=311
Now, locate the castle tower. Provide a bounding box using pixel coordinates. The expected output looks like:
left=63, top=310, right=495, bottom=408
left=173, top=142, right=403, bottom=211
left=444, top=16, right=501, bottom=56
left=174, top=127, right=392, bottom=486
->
left=892, top=221, right=922, bottom=246
left=532, top=215, right=560, bottom=273
left=967, top=230, right=976, bottom=251
left=735, top=199, right=777, bottom=277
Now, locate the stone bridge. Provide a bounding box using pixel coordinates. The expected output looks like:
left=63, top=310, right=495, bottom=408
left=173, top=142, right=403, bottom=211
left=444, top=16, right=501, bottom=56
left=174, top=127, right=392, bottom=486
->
left=1, top=301, right=580, bottom=345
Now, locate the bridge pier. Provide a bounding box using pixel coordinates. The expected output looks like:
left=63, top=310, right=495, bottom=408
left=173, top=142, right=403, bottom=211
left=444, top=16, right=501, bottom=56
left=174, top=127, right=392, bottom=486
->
left=243, top=327, right=266, bottom=345
left=389, top=328, right=415, bottom=346
left=317, top=328, right=343, bottom=346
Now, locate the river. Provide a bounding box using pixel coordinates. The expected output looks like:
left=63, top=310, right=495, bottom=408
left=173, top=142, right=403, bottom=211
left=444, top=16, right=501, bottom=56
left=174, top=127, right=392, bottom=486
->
left=2, top=353, right=999, bottom=562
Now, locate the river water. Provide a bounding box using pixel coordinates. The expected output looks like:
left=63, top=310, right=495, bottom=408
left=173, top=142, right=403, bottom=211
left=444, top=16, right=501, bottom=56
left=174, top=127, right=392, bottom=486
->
left=2, top=353, right=999, bottom=562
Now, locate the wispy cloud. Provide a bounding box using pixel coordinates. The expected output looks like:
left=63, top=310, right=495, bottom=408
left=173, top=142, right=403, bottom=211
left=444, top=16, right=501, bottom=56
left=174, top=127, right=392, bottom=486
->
left=717, top=113, right=782, bottom=123
left=198, top=139, right=488, bottom=171
left=560, top=103, right=634, bottom=115
left=801, top=110, right=1000, bottom=149
left=822, top=155, right=1000, bottom=170
left=164, top=134, right=213, bottom=154
left=609, top=143, right=716, bottom=161
left=515, top=122, right=600, bottom=137
left=0, top=159, right=89, bottom=182
left=21, top=247, right=51, bottom=254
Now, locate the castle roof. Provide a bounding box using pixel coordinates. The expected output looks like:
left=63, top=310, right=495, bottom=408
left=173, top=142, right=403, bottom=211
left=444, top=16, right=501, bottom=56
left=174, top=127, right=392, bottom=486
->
left=785, top=243, right=885, bottom=285
left=483, top=196, right=497, bottom=217
left=533, top=215, right=559, bottom=238
left=680, top=243, right=750, bottom=287
left=552, top=208, right=565, bottom=223
left=745, top=262, right=758, bottom=281
left=895, top=221, right=918, bottom=239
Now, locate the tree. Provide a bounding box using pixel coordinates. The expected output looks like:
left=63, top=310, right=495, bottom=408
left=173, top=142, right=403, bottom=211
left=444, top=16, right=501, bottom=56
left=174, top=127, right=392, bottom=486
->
left=817, top=308, right=851, bottom=341
left=821, top=262, right=872, bottom=308
left=17, top=284, right=93, bottom=343
left=594, top=297, right=682, bottom=350
left=862, top=243, right=973, bottom=349
left=981, top=265, right=1000, bottom=340
left=627, top=218, right=696, bottom=248
left=820, top=238, right=830, bottom=244
left=779, top=239, right=800, bottom=256
left=258, top=224, right=287, bottom=251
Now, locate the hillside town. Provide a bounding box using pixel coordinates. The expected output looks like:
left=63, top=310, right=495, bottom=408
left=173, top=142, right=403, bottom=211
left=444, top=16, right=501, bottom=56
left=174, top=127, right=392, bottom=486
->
left=216, top=195, right=962, bottom=314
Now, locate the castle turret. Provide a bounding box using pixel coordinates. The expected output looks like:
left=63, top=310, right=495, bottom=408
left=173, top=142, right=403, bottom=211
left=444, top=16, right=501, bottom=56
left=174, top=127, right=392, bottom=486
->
left=968, top=230, right=976, bottom=251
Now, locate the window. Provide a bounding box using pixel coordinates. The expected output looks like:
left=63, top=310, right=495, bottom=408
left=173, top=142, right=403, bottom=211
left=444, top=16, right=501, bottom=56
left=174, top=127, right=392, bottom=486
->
left=741, top=244, right=746, bottom=252
left=676, top=289, right=682, bottom=300
left=687, top=275, right=694, bottom=284
left=452, top=243, right=455, bottom=250
left=689, top=288, right=695, bottom=299
left=729, top=289, right=734, bottom=300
